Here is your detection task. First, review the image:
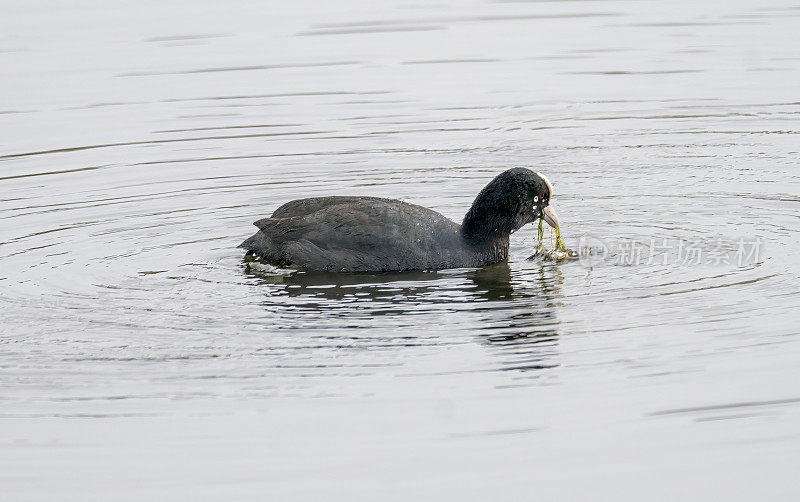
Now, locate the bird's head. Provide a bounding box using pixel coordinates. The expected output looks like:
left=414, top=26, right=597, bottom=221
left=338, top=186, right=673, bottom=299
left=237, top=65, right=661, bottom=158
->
left=462, top=167, right=561, bottom=244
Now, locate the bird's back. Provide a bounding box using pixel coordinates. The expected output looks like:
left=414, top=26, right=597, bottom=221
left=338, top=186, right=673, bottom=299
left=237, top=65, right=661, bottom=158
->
left=240, top=197, right=473, bottom=272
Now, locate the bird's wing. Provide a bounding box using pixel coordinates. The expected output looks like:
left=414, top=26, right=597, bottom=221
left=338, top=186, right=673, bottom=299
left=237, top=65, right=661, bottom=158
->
left=250, top=199, right=462, bottom=272
left=268, top=196, right=393, bottom=219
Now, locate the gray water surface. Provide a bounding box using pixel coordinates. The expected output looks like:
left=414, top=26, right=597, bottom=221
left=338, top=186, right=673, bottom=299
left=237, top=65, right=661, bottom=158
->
left=2, top=0, right=800, bottom=500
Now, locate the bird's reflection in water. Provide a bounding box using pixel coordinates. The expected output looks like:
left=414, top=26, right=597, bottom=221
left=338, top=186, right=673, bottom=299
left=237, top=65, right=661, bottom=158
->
left=243, top=257, right=562, bottom=375
left=473, top=262, right=563, bottom=374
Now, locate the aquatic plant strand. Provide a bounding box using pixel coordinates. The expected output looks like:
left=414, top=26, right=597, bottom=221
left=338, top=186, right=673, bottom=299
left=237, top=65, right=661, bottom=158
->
left=533, top=216, right=576, bottom=261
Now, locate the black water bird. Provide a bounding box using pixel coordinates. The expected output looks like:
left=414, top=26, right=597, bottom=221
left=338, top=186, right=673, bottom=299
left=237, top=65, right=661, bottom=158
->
left=240, top=167, right=561, bottom=272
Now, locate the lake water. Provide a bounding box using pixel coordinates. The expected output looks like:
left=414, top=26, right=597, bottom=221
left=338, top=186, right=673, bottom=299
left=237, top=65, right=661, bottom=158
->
left=2, top=0, right=800, bottom=499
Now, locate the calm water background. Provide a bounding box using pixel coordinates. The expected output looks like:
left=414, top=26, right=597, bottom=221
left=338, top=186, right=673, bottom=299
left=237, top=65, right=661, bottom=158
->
left=2, top=0, right=800, bottom=499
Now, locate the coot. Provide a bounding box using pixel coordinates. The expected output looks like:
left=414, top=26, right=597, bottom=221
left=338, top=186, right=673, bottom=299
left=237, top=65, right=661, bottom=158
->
left=240, top=167, right=561, bottom=272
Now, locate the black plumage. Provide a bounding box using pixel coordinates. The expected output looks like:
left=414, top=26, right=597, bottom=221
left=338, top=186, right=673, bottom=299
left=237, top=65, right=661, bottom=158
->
left=239, top=168, right=556, bottom=272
